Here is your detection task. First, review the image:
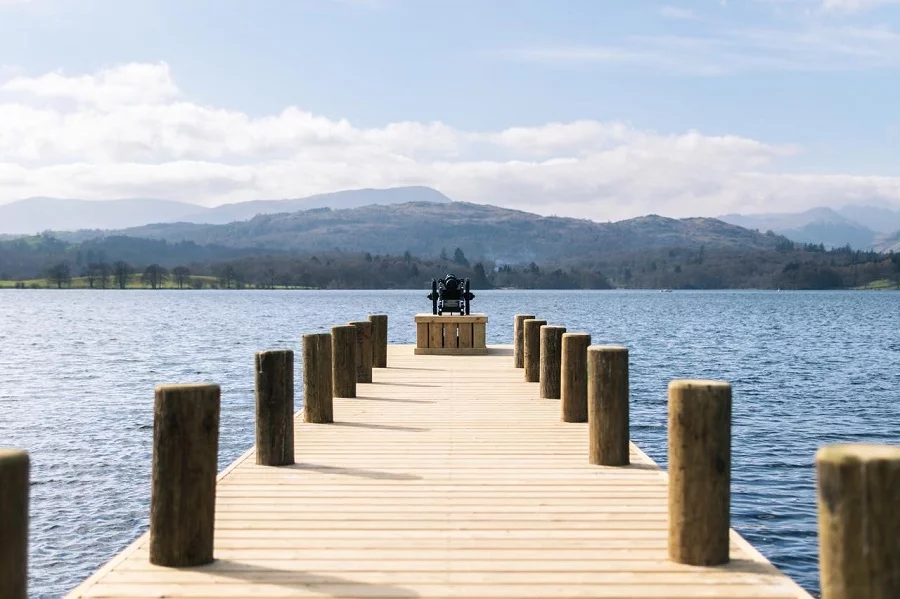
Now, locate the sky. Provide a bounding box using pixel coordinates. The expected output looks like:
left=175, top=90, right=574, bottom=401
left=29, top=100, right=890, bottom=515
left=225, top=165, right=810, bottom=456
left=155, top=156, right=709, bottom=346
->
left=1, top=0, right=899, bottom=221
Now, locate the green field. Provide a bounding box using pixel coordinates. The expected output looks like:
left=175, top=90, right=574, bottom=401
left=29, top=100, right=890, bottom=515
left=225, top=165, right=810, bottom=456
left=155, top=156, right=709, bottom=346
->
left=0, top=275, right=220, bottom=289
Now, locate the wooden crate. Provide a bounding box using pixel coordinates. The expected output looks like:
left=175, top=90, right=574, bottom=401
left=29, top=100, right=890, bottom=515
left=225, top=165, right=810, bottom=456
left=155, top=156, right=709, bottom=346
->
left=414, top=314, right=488, bottom=355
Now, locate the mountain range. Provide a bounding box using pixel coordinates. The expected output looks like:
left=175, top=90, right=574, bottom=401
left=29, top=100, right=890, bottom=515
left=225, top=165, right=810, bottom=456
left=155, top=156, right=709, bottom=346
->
left=0, top=186, right=451, bottom=235
left=2, top=185, right=898, bottom=254
left=719, top=206, right=900, bottom=252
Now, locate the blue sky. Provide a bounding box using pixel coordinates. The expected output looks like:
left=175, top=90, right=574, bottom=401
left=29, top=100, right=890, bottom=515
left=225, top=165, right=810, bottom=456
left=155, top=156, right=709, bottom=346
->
left=1, top=0, right=899, bottom=220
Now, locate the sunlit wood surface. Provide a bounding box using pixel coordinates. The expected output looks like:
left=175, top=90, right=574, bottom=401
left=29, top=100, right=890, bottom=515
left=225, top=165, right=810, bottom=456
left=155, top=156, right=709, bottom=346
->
left=67, top=345, right=812, bottom=598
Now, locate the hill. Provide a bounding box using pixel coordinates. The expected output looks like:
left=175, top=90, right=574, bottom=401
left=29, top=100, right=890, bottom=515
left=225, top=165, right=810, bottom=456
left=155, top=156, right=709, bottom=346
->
left=718, top=207, right=878, bottom=250
left=0, top=186, right=452, bottom=235
left=68, top=201, right=788, bottom=264
left=181, top=186, right=452, bottom=225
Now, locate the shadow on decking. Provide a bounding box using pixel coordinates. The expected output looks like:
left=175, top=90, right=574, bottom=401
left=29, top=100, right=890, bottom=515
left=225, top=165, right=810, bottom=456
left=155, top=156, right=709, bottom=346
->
left=359, top=395, right=437, bottom=404
left=198, top=559, right=420, bottom=597
left=331, top=421, right=430, bottom=433
left=286, top=462, right=423, bottom=481
left=487, top=347, right=514, bottom=356
left=371, top=381, right=440, bottom=388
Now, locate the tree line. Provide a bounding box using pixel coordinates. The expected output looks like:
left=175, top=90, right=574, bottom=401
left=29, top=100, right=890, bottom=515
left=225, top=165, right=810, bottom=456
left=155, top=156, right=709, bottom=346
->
left=3, top=236, right=899, bottom=291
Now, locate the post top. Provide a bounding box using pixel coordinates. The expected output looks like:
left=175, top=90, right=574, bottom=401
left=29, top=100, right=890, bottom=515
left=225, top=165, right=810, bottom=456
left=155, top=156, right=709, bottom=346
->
left=563, top=332, right=591, bottom=339
left=540, top=325, right=567, bottom=332
left=588, top=344, right=628, bottom=353
left=347, top=320, right=373, bottom=327
left=154, top=383, right=220, bottom=393
left=0, top=448, right=29, bottom=465
left=301, top=332, right=331, bottom=339
left=523, top=318, right=547, bottom=324
left=668, top=379, right=731, bottom=391
left=817, top=443, right=900, bottom=463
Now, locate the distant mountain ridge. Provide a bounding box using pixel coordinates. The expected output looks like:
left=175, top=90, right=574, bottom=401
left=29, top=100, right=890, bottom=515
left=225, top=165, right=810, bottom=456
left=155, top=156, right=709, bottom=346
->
left=52, top=201, right=790, bottom=264
left=0, top=186, right=452, bottom=235
left=719, top=205, right=900, bottom=252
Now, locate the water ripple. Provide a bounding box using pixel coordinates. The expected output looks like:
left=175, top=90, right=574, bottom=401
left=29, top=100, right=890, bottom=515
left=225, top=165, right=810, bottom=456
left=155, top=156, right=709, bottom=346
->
left=0, top=289, right=897, bottom=598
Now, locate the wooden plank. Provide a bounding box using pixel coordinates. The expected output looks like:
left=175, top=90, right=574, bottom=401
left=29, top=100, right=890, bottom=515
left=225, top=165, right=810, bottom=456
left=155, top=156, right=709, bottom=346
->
left=458, top=324, right=473, bottom=348
left=67, top=345, right=812, bottom=599
left=428, top=323, right=442, bottom=349
left=443, top=323, right=458, bottom=349
left=473, top=323, right=486, bottom=349
left=416, top=323, right=428, bottom=349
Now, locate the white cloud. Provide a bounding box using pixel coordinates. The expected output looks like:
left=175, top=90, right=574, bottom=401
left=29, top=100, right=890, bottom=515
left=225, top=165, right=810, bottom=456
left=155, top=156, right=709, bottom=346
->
left=1, top=62, right=179, bottom=107
left=1, top=62, right=899, bottom=221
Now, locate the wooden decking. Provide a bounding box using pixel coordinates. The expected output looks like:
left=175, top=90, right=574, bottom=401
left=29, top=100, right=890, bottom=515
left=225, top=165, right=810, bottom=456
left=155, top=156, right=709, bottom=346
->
left=67, top=345, right=812, bottom=599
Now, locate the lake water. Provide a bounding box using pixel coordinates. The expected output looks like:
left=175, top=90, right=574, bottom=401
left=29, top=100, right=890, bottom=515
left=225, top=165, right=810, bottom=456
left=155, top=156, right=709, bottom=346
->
left=1, top=289, right=897, bottom=598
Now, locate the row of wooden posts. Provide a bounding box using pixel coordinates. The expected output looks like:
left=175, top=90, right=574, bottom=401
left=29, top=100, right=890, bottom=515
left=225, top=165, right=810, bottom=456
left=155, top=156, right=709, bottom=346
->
left=512, top=313, right=899, bottom=598
left=0, top=314, right=389, bottom=599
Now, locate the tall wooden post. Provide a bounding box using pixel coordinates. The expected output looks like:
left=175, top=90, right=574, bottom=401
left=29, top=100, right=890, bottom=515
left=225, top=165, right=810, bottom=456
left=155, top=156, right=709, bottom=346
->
left=539, top=325, right=566, bottom=399
left=816, top=444, right=900, bottom=599
left=561, top=333, right=591, bottom=422
left=150, top=384, right=220, bottom=567
left=0, top=449, right=28, bottom=599
left=667, top=379, right=731, bottom=566
left=255, top=350, right=294, bottom=466
left=303, top=333, right=334, bottom=424
left=523, top=319, right=546, bottom=383
left=368, top=314, right=388, bottom=368
left=348, top=321, right=373, bottom=384
left=587, top=346, right=630, bottom=465
left=513, top=314, right=536, bottom=368
left=331, top=325, right=357, bottom=398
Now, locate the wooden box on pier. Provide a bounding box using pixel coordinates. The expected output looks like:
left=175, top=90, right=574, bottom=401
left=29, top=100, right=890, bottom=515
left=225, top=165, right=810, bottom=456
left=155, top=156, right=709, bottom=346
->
left=414, top=314, right=488, bottom=355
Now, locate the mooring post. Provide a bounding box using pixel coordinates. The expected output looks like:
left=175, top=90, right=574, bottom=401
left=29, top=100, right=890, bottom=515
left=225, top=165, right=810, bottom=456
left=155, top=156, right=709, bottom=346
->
left=255, top=349, right=294, bottom=466
left=587, top=346, right=630, bottom=465
left=667, top=379, right=731, bottom=566
left=331, top=325, right=357, bottom=398
left=150, top=384, right=220, bottom=567
left=523, top=318, right=547, bottom=383
left=303, top=333, right=334, bottom=424
left=0, top=449, right=28, bottom=599
left=539, top=325, right=567, bottom=399
left=816, top=443, right=900, bottom=598
left=513, top=314, right=536, bottom=368
left=348, top=321, right=373, bottom=384
left=368, top=314, right=388, bottom=368
left=561, top=333, right=591, bottom=422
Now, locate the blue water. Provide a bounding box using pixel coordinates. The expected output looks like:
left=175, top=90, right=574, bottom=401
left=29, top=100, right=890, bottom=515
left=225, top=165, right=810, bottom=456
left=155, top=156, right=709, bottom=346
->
left=0, top=289, right=897, bottom=597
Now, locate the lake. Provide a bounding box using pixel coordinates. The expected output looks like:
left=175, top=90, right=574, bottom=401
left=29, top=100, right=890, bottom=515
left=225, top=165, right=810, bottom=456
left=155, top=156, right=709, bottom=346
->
left=1, top=289, right=897, bottom=597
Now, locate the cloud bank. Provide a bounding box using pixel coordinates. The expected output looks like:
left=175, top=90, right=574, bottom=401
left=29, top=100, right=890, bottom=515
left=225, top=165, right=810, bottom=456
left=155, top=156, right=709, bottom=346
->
left=1, top=61, right=899, bottom=221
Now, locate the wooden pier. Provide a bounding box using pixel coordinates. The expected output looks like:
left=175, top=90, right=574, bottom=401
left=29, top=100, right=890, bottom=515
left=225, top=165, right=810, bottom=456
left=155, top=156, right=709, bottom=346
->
left=64, top=344, right=814, bottom=599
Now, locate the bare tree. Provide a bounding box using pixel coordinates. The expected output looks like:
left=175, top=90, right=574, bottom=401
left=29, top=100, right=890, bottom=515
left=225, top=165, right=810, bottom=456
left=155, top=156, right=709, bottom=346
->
left=112, top=261, right=133, bottom=289
left=82, top=262, right=101, bottom=288
left=142, top=264, right=168, bottom=289
left=98, top=262, right=111, bottom=289
left=47, top=262, right=71, bottom=289
left=172, top=266, right=191, bottom=289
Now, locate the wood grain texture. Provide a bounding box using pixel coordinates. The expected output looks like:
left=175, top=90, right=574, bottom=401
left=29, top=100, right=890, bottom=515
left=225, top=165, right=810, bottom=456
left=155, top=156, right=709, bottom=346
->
left=588, top=346, right=630, bottom=466
left=0, top=449, right=28, bottom=599
left=368, top=314, right=388, bottom=368
left=255, top=350, right=295, bottom=466
left=68, top=346, right=810, bottom=599
left=149, top=384, right=220, bottom=567
left=331, top=325, right=357, bottom=399
left=348, top=321, right=373, bottom=383
left=539, top=325, right=566, bottom=399
left=816, top=444, right=900, bottom=599
left=302, top=334, right=333, bottom=424
left=523, top=319, right=546, bottom=383
left=513, top=314, right=536, bottom=369
left=560, top=333, right=590, bottom=423
left=667, top=379, right=731, bottom=566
